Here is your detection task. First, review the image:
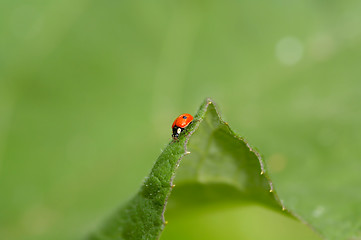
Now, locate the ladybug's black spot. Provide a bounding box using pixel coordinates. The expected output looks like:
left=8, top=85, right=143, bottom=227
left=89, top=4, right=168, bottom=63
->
left=182, top=116, right=187, bottom=119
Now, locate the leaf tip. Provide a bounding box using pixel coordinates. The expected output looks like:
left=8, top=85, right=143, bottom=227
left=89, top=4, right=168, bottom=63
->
left=204, top=97, right=214, bottom=105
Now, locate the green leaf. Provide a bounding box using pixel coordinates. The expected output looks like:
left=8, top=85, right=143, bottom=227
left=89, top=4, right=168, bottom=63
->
left=87, top=98, right=299, bottom=240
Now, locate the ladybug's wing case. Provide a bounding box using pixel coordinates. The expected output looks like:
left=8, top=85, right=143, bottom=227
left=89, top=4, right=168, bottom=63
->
left=179, top=114, right=193, bottom=128
left=172, top=119, right=177, bottom=129
left=173, top=114, right=193, bottom=128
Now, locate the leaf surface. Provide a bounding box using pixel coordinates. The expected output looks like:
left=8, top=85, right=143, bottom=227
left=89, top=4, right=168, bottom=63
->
left=88, top=98, right=300, bottom=240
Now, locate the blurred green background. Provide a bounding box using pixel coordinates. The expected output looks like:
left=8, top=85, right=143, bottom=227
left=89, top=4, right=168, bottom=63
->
left=1, top=0, right=361, bottom=239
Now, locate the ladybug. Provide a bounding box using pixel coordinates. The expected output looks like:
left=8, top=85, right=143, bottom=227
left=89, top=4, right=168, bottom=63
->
left=172, top=113, right=193, bottom=139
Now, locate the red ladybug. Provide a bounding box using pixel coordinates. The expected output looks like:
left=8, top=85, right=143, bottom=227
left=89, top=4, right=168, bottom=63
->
left=172, top=113, right=193, bottom=139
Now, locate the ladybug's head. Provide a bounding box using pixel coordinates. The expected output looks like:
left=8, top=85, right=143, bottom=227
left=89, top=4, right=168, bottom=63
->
left=172, top=126, right=183, bottom=140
